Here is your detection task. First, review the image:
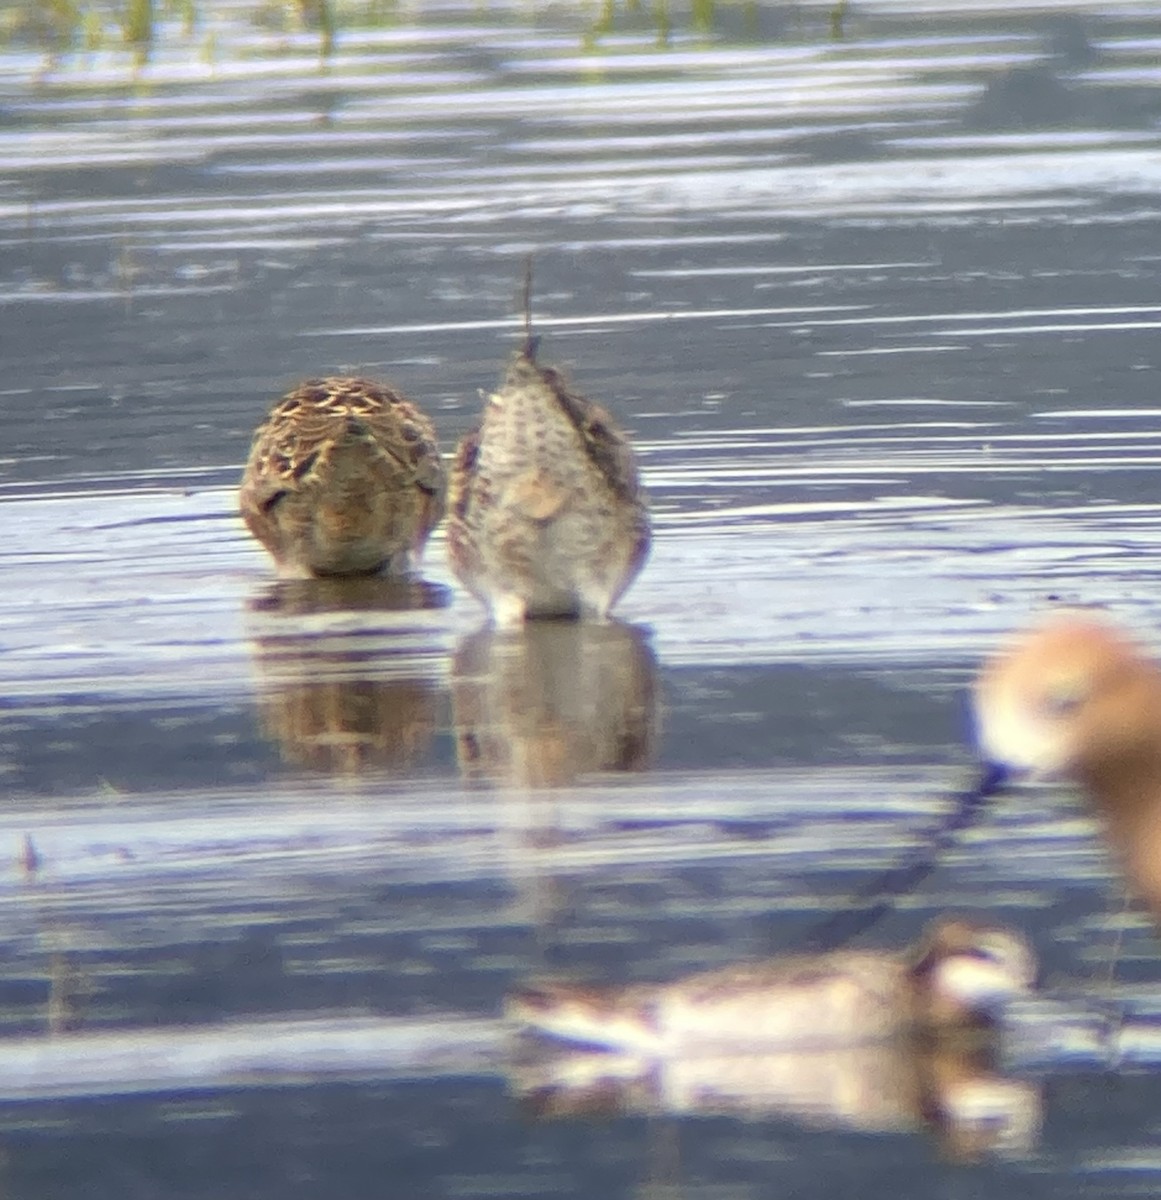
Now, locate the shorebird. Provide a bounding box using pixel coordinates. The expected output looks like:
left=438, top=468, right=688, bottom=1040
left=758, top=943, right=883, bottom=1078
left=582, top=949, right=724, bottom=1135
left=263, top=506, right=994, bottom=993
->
left=446, top=314, right=650, bottom=625
left=974, top=610, right=1161, bottom=911
left=239, top=377, right=446, bottom=578
left=507, top=916, right=1034, bottom=1053
left=768, top=610, right=1161, bottom=955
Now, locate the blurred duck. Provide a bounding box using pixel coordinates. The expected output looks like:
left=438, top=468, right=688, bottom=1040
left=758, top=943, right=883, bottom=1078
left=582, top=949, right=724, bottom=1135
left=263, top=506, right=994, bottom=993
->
left=239, top=377, right=446, bottom=578
left=511, top=1035, right=1040, bottom=1161
left=447, top=331, right=650, bottom=627
left=508, top=916, right=1034, bottom=1053
left=974, top=611, right=1161, bottom=911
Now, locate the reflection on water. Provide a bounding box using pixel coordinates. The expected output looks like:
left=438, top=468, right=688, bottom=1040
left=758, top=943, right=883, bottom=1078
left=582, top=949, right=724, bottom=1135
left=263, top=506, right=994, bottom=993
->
left=512, top=1035, right=1040, bottom=1162
left=249, top=574, right=452, bottom=616
left=451, top=620, right=659, bottom=786
left=504, top=910, right=1038, bottom=1168
left=246, top=575, right=451, bottom=775
left=3, top=0, right=1161, bottom=1195
left=967, top=12, right=1161, bottom=132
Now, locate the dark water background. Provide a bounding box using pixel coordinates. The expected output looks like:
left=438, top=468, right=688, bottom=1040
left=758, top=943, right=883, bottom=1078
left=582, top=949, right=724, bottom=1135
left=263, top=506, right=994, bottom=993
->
left=2, top=0, right=1161, bottom=1195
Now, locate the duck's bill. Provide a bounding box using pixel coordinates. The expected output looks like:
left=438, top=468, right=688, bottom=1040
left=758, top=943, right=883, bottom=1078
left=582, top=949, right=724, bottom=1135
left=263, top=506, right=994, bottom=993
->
left=507, top=984, right=658, bottom=1054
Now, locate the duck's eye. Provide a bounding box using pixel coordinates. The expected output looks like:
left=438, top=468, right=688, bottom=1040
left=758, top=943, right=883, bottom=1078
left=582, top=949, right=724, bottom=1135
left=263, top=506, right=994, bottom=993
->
left=1040, top=681, right=1088, bottom=718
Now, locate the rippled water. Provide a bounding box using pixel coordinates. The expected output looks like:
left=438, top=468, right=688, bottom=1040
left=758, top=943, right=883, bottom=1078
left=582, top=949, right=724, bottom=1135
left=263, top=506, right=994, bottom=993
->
left=3, top=1, right=1161, bottom=1196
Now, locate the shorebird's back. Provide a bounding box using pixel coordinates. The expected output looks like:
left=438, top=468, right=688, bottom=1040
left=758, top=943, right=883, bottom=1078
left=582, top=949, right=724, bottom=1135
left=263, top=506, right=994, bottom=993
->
left=240, top=377, right=446, bottom=578
left=447, top=349, right=650, bottom=623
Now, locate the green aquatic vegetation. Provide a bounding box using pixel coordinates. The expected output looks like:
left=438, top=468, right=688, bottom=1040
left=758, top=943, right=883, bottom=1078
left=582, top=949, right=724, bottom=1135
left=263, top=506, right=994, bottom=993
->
left=829, top=0, right=849, bottom=40
left=121, top=0, right=153, bottom=48
left=585, top=0, right=748, bottom=48
left=571, top=1, right=854, bottom=50
left=0, top=0, right=175, bottom=57
left=302, top=0, right=336, bottom=56
left=0, top=0, right=354, bottom=55
left=0, top=0, right=853, bottom=61
left=0, top=0, right=81, bottom=50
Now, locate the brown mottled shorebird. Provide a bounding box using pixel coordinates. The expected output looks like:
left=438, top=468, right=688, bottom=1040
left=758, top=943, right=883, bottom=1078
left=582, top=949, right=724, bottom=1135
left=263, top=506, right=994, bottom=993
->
left=239, top=377, right=446, bottom=578
left=447, top=286, right=650, bottom=625
left=508, top=916, right=1035, bottom=1053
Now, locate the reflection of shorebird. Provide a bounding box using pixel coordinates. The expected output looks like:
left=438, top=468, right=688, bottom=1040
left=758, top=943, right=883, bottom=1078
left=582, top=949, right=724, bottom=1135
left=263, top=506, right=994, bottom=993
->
left=451, top=620, right=658, bottom=786
left=239, top=377, right=446, bottom=578
left=511, top=1034, right=1039, bottom=1162
left=246, top=576, right=450, bottom=776
left=508, top=916, right=1035, bottom=1052
left=447, top=334, right=650, bottom=626
left=975, top=612, right=1161, bottom=914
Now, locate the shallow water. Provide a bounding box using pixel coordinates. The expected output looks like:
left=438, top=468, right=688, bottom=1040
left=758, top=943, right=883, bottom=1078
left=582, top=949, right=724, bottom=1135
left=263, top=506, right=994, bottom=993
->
left=3, top=1, right=1161, bottom=1195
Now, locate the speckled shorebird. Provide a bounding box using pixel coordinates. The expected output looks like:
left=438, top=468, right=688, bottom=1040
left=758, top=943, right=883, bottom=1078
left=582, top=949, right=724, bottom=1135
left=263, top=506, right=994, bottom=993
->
left=239, top=377, right=446, bottom=578
left=446, top=287, right=650, bottom=625
left=508, top=916, right=1035, bottom=1053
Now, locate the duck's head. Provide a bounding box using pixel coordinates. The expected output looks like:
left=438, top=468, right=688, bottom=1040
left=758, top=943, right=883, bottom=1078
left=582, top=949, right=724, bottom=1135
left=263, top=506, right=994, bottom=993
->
left=910, top=916, right=1036, bottom=1027
left=972, top=612, right=1161, bottom=786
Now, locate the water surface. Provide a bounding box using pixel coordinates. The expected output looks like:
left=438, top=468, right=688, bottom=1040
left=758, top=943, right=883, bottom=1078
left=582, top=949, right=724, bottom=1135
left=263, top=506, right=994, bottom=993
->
left=2, top=2, right=1161, bottom=1196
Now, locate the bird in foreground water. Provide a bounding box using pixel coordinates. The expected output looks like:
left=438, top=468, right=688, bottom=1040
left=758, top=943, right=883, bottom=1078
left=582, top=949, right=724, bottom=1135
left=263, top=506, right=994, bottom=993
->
left=446, top=283, right=650, bottom=625
left=796, top=611, right=1161, bottom=952
left=974, top=610, right=1161, bottom=913
left=239, top=376, right=446, bottom=578
left=507, top=916, right=1034, bottom=1053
